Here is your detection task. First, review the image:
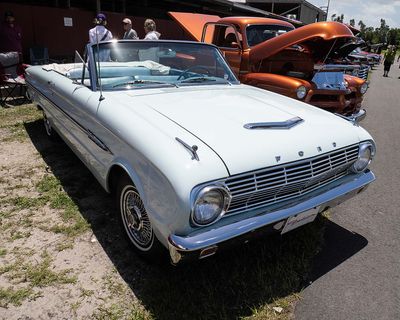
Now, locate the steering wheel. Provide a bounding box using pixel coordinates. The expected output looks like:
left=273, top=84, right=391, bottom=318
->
left=177, top=66, right=211, bottom=80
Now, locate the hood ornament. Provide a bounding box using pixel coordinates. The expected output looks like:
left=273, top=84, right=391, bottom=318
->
left=244, top=117, right=303, bottom=130
left=175, top=137, right=199, bottom=161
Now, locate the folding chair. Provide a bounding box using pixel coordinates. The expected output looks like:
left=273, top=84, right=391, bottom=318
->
left=0, top=52, right=27, bottom=107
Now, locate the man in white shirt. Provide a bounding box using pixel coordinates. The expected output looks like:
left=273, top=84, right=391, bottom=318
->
left=88, top=13, right=113, bottom=61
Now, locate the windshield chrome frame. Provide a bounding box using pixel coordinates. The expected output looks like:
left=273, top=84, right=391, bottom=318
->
left=87, top=40, right=240, bottom=92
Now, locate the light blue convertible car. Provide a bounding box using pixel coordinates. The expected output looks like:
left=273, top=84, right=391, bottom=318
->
left=26, top=40, right=375, bottom=264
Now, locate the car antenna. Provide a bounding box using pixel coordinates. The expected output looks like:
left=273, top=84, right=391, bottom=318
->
left=95, top=28, right=105, bottom=101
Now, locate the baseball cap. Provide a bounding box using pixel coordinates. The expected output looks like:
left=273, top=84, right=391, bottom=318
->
left=96, top=13, right=106, bottom=21
left=4, top=11, right=14, bottom=17
left=122, top=18, right=132, bottom=24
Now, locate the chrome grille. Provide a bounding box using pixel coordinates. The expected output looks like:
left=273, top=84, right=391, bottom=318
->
left=355, top=65, right=370, bottom=81
left=225, top=144, right=359, bottom=215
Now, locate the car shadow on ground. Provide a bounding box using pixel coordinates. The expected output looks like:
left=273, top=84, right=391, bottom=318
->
left=25, top=119, right=368, bottom=320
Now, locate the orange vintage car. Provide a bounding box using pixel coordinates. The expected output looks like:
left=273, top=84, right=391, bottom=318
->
left=169, top=12, right=368, bottom=116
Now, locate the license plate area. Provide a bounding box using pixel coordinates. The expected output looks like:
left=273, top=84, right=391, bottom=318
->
left=281, top=207, right=319, bottom=234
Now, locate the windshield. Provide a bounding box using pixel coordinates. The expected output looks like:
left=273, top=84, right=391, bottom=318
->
left=90, top=41, right=239, bottom=90
left=246, top=25, right=293, bottom=47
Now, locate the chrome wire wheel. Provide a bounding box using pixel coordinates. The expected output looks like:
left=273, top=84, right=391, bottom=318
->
left=120, top=185, right=154, bottom=251
left=43, top=111, right=53, bottom=137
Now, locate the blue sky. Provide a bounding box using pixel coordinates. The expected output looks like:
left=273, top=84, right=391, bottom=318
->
left=310, top=0, right=400, bottom=28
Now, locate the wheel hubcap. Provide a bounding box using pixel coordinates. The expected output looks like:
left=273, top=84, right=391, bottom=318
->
left=121, top=188, right=153, bottom=249
left=43, top=112, right=52, bottom=136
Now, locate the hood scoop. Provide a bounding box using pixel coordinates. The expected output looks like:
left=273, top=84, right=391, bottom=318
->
left=244, top=117, right=304, bottom=130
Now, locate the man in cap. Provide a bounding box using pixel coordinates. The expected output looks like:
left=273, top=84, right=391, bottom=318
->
left=88, top=13, right=113, bottom=61
left=122, top=18, right=138, bottom=40
left=89, top=13, right=113, bottom=44
left=0, top=11, right=23, bottom=53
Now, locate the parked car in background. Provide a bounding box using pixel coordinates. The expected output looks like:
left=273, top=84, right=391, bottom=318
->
left=349, top=47, right=381, bottom=66
left=170, top=12, right=369, bottom=116
left=324, top=39, right=371, bottom=81
left=26, top=40, right=375, bottom=264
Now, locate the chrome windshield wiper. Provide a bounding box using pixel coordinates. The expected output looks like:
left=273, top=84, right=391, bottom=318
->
left=113, top=79, right=177, bottom=88
left=179, top=77, right=218, bottom=83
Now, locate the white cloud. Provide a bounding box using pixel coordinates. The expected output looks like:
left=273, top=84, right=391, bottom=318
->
left=310, top=0, right=400, bottom=27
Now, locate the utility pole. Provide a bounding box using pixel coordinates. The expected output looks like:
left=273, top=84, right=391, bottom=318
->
left=326, top=0, right=331, bottom=18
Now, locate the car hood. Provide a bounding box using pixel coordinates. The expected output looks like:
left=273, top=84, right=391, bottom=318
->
left=330, top=39, right=366, bottom=59
left=122, top=85, right=364, bottom=175
left=250, top=21, right=355, bottom=63
left=168, top=11, right=220, bottom=42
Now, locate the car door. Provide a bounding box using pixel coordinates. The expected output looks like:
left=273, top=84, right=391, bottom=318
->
left=202, top=23, right=242, bottom=77
left=46, top=55, right=113, bottom=183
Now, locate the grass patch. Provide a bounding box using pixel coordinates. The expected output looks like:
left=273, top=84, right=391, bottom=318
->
left=10, top=230, right=31, bottom=240
left=79, top=287, right=95, bottom=298
left=36, top=175, right=91, bottom=237
left=36, top=175, right=60, bottom=193
left=0, top=252, right=77, bottom=287
left=55, top=241, right=74, bottom=252
left=0, top=104, right=41, bottom=126
left=0, top=248, right=7, bottom=257
left=48, top=219, right=91, bottom=237
left=0, top=104, right=42, bottom=142
left=93, top=303, right=151, bottom=320
left=7, top=196, right=48, bottom=210
left=0, top=286, right=34, bottom=308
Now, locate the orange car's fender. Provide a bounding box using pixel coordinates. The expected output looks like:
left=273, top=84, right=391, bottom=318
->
left=344, top=74, right=365, bottom=88
left=241, top=73, right=312, bottom=99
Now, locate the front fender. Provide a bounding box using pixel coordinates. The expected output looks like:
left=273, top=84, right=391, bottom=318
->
left=241, top=72, right=311, bottom=98
left=106, top=157, right=146, bottom=197
left=344, top=74, right=365, bottom=88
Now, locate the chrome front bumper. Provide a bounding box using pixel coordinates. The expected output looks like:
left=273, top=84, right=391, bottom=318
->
left=168, top=170, right=375, bottom=264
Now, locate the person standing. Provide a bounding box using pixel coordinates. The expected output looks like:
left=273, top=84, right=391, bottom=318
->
left=382, top=45, right=396, bottom=77
left=122, top=18, right=138, bottom=40
left=143, top=19, right=160, bottom=40
left=0, top=11, right=23, bottom=54
left=89, top=13, right=113, bottom=44
left=89, top=13, right=112, bottom=62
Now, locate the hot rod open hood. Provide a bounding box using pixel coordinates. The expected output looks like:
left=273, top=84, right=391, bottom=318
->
left=250, top=22, right=355, bottom=63
left=169, top=12, right=356, bottom=64
left=169, top=11, right=221, bottom=42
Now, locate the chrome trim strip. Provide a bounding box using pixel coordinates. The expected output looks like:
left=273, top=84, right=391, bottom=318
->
left=26, top=81, right=113, bottom=155
left=168, top=170, right=375, bottom=254
left=87, top=129, right=112, bottom=153
left=244, top=117, right=304, bottom=129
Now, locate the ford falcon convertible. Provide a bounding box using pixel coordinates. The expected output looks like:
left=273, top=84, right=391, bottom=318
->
left=26, top=40, right=376, bottom=264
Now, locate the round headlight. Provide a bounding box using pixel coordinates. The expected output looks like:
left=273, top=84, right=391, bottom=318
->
left=296, top=85, right=307, bottom=99
left=192, top=186, right=231, bottom=226
left=351, top=142, right=375, bottom=173
left=360, top=82, right=369, bottom=94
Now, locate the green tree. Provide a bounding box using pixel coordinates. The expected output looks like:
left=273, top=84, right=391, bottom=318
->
left=358, top=20, right=366, bottom=35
